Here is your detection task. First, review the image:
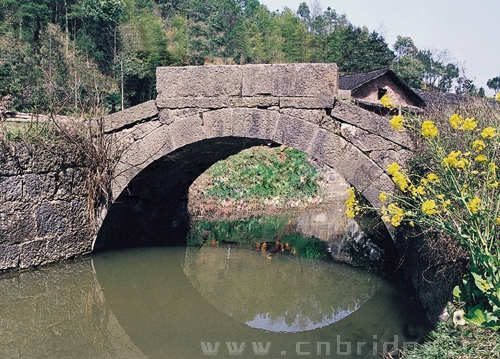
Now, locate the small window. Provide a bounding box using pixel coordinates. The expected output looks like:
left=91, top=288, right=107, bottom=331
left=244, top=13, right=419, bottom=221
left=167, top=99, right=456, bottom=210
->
left=378, top=88, right=387, bottom=100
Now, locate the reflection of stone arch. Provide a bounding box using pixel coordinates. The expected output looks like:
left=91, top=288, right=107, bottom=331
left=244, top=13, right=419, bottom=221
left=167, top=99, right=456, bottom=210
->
left=95, top=64, right=412, bottom=251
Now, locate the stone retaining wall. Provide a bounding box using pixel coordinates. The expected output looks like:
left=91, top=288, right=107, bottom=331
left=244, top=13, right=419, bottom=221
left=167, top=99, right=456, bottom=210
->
left=0, top=141, right=93, bottom=270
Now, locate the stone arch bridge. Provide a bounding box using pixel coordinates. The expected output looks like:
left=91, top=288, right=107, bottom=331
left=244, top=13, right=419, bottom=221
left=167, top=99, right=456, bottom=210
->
left=95, top=63, right=412, bottom=251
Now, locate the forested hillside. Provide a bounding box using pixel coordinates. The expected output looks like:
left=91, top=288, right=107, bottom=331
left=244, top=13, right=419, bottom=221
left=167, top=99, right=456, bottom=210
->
left=0, top=0, right=475, bottom=116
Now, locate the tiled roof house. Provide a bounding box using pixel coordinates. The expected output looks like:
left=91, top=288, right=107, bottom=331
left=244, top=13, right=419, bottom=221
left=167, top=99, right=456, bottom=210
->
left=338, top=68, right=425, bottom=113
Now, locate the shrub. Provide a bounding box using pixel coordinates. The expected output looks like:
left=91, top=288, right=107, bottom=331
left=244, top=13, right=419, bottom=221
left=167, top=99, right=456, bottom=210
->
left=346, top=95, right=500, bottom=329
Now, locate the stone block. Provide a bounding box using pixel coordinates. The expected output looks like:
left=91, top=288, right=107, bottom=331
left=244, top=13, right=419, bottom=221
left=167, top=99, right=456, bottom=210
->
left=157, top=65, right=243, bottom=98
left=340, top=123, right=403, bottom=152
left=160, top=108, right=204, bottom=125
left=116, top=120, right=163, bottom=146
left=331, top=100, right=413, bottom=149
left=232, top=108, right=279, bottom=140
left=279, top=97, right=335, bottom=109
left=279, top=109, right=326, bottom=125
left=308, top=129, right=348, bottom=166
left=203, top=109, right=234, bottom=138
left=23, top=173, right=57, bottom=200
left=230, top=96, right=279, bottom=108
left=0, top=245, right=20, bottom=270
left=19, top=240, right=46, bottom=268
left=0, top=202, right=36, bottom=245
left=169, top=114, right=206, bottom=149
left=242, top=63, right=338, bottom=97
left=0, top=175, right=23, bottom=202
left=35, top=201, right=70, bottom=237
left=103, top=100, right=159, bottom=133
left=156, top=97, right=231, bottom=109
left=273, top=115, right=319, bottom=153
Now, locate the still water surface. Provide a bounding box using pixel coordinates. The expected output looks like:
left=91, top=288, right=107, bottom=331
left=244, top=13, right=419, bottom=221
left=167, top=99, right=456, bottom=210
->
left=0, top=244, right=427, bottom=359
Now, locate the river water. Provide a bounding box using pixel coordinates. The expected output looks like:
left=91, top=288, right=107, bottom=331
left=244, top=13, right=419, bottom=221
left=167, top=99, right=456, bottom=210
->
left=0, top=213, right=429, bottom=359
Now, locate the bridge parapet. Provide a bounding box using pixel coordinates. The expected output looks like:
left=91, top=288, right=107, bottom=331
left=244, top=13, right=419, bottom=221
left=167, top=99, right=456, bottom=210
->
left=156, top=63, right=338, bottom=110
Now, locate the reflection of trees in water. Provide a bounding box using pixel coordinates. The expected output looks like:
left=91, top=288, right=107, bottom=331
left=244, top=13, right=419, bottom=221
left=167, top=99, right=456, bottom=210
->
left=182, top=246, right=383, bottom=332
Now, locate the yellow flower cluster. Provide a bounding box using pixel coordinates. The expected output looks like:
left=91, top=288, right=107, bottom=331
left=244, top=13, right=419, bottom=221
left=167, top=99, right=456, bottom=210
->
left=426, top=173, right=439, bottom=182
left=345, top=187, right=360, bottom=218
left=475, top=154, right=487, bottom=162
left=379, top=191, right=387, bottom=202
left=421, top=120, right=438, bottom=138
left=467, top=196, right=481, bottom=214
left=481, top=127, right=497, bottom=139
left=422, top=199, right=439, bottom=215
left=390, top=115, right=404, bottom=130
left=497, top=92, right=500, bottom=102
left=381, top=203, right=405, bottom=227
left=380, top=93, right=395, bottom=109
left=442, top=150, right=468, bottom=169
left=472, top=139, right=486, bottom=152
left=449, top=114, right=478, bottom=131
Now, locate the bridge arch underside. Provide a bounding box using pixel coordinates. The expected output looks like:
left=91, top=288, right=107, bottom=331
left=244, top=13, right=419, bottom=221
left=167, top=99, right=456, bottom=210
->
left=94, top=137, right=276, bottom=251
left=94, top=102, right=410, bottom=253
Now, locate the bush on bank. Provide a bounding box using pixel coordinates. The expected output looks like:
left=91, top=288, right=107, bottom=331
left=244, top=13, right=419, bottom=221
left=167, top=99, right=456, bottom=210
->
left=347, top=95, right=500, bottom=338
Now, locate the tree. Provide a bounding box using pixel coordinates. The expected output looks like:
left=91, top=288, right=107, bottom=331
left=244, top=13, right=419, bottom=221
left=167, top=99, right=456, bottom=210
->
left=393, top=35, right=418, bottom=58
left=391, top=37, right=459, bottom=92
left=487, top=76, right=500, bottom=92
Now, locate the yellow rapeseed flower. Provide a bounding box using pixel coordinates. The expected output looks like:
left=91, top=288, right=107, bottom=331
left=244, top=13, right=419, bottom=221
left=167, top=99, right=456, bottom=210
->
left=449, top=114, right=463, bottom=129
left=384, top=203, right=404, bottom=227
left=379, top=191, right=387, bottom=202
left=481, top=127, right=497, bottom=139
left=462, top=117, right=478, bottom=130
left=345, top=187, right=360, bottom=218
left=421, top=120, right=439, bottom=138
left=489, top=162, right=498, bottom=174
left=448, top=114, right=477, bottom=130
left=497, top=92, right=500, bottom=102
left=475, top=155, right=487, bottom=162
left=387, top=162, right=400, bottom=175
left=390, top=115, right=404, bottom=130
left=472, top=139, right=486, bottom=151
left=410, top=185, right=426, bottom=196
left=393, top=171, right=410, bottom=192
left=426, top=173, right=439, bottom=182
left=467, top=196, right=481, bottom=214
left=422, top=199, right=439, bottom=215
left=380, top=93, right=395, bottom=108
left=442, top=150, right=468, bottom=169
left=497, top=217, right=500, bottom=225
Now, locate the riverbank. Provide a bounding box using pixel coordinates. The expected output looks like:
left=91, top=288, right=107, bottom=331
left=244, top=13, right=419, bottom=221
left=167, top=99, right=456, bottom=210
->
left=188, top=146, right=350, bottom=220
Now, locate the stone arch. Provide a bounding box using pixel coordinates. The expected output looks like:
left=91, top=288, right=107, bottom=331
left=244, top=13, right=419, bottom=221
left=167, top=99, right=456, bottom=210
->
left=94, top=64, right=412, bottom=251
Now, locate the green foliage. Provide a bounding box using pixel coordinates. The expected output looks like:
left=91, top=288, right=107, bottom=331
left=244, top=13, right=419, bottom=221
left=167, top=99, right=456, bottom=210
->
left=203, top=146, right=320, bottom=203
left=0, top=0, right=464, bottom=115
left=487, top=76, right=500, bottom=92
left=349, top=100, right=500, bottom=330
left=401, top=321, right=500, bottom=359
left=391, top=36, right=459, bottom=91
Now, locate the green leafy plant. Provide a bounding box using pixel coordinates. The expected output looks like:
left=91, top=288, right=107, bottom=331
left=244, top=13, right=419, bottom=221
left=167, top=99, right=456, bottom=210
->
left=203, top=146, right=320, bottom=203
left=346, top=94, right=500, bottom=329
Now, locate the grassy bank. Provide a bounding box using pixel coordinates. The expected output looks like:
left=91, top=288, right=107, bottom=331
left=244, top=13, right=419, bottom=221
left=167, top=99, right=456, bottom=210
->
left=188, top=145, right=347, bottom=219
left=387, top=322, right=500, bottom=358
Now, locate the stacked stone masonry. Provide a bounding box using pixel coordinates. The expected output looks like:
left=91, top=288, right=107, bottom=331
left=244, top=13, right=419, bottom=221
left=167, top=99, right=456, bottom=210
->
left=0, top=142, right=92, bottom=270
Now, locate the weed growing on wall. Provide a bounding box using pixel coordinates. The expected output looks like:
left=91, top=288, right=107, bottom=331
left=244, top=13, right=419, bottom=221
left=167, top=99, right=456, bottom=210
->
left=346, top=94, right=500, bottom=329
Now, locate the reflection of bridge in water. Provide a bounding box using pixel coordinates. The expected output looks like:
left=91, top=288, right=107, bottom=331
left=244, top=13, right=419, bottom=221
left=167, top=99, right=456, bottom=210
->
left=0, top=247, right=425, bottom=359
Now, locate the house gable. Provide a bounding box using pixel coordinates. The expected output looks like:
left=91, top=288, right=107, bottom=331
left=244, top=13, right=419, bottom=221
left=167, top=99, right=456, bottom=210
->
left=339, top=69, right=425, bottom=110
